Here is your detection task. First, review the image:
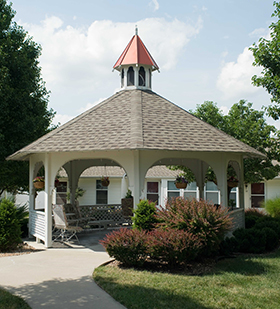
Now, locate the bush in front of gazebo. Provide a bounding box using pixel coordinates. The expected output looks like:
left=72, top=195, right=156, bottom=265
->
left=101, top=197, right=232, bottom=268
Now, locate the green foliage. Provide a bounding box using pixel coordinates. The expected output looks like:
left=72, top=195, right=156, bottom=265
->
left=15, top=203, right=29, bottom=238
left=100, top=228, right=148, bottom=267
left=245, top=208, right=266, bottom=229
left=254, top=217, right=280, bottom=238
left=233, top=228, right=267, bottom=254
left=132, top=200, right=158, bottom=231
left=261, top=227, right=279, bottom=251
left=250, top=1, right=280, bottom=120
left=0, top=0, right=56, bottom=195
left=219, top=236, right=239, bottom=256
left=156, top=197, right=233, bottom=256
left=188, top=100, right=280, bottom=184
left=0, top=198, right=21, bottom=251
left=125, top=189, right=133, bottom=198
left=263, top=196, right=280, bottom=218
left=67, top=187, right=86, bottom=202
left=0, top=288, right=31, bottom=308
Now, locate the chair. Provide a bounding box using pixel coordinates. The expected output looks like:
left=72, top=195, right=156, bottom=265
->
left=52, top=204, right=83, bottom=242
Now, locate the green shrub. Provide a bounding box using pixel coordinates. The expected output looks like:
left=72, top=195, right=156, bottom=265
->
left=245, top=208, right=266, bottom=229
left=132, top=200, right=158, bottom=231
left=100, top=228, right=148, bottom=267
left=263, top=197, right=280, bottom=218
left=156, top=197, right=232, bottom=256
left=147, top=228, right=202, bottom=266
left=0, top=199, right=22, bottom=252
left=16, top=204, right=29, bottom=238
left=219, top=236, right=239, bottom=256
left=254, top=217, right=280, bottom=238
left=261, top=227, right=279, bottom=251
left=233, top=228, right=266, bottom=254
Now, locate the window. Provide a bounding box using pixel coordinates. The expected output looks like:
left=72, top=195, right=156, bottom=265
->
left=167, top=181, right=180, bottom=200
left=167, top=181, right=198, bottom=201
left=251, top=183, right=265, bottom=208
left=139, top=66, right=145, bottom=86
left=56, top=181, right=67, bottom=204
left=147, top=182, right=159, bottom=204
left=127, top=66, right=134, bottom=86
left=96, top=180, right=108, bottom=204
left=205, top=181, right=219, bottom=205
left=183, top=182, right=197, bottom=200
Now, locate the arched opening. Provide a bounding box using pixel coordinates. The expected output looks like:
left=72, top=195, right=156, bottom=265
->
left=121, top=69, right=124, bottom=88
left=227, top=161, right=240, bottom=209
left=139, top=66, right=146, bottom=86
left=148, top=69, right=151, bottom=88
left=127, top=66, right=134, bottom=86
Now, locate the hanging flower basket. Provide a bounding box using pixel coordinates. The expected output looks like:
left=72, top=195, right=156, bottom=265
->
left=174, top=175, right=188, bottom=189
left=175, top=182, right=187, bottom=189
left=33, top=176, right=45, bottom=189
left=101, top=176, right=110, bottom=187
left=227, top=181, right=238, bottom=188
left=227, top=176, right=238, bottom=188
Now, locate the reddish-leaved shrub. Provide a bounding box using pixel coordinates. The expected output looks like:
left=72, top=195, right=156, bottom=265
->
left=147, top=228, right=202, bottom=266
left=100, top=228, right=148, bottom=267
left=156, top=197, right=233, bottom=256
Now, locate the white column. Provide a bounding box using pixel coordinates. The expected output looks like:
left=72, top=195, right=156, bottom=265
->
left=44, top=153, right=53, bottom=248
left=135, top=66, right=139, bottom=88
left=123, top=67, right=128, bottom=89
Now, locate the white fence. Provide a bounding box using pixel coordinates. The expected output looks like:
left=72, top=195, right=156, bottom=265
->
left=29, top=210, right=45, bottom=242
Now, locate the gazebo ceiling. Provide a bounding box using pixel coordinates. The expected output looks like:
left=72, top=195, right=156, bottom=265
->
left=8, top=89, right=264, bottom=161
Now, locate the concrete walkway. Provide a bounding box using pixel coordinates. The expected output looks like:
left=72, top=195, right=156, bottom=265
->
left=0, top=229, right=126, bottom=308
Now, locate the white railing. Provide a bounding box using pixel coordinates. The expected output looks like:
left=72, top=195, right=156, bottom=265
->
left=30, top=210, right=45, bottom=241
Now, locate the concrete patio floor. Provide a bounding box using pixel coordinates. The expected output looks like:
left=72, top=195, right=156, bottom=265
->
left=0, top=228, right=127, bottom=309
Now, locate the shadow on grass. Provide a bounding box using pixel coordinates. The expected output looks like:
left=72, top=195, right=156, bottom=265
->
left=3, top=276, right=122, bottom=309
left=208, top=249, right=280, bottom=276
left=94, top=274, right=212, bottom=309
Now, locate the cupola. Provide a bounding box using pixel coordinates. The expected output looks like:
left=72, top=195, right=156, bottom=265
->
left=113, top=27, right=159, bottom=90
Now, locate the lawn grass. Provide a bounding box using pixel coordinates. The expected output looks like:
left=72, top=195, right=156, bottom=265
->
left=93, top=248, right=280, bottom=309
left=0, top=288, right=30, bottom=309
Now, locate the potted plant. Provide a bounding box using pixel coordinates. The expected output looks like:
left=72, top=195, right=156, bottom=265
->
left=33, top=176, right=45, bottom=189
left=227, top=176, right=239, bottom=188
left=101, top=176, right=110, bottom=187
left=174, top=175, right=188, bottom=189
left=121, top=189, right=133, bottom=218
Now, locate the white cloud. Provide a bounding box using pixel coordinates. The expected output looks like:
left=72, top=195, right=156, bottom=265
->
left=53, top=113, right=73, bottom=126
left=220, top=106, right=229, bottom=115
left=216, top=47, right=262, bottom=100
left=21, top=16, right=202, bottom=119
left=78, top=97, right=107, bottom=114
left=249, top=28, right=269, bottom=39
left=150, top=0, right=160, bottom=11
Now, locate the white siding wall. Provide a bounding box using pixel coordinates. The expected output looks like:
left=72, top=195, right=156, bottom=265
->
left=78, top=177, right=122, bottom=205
left=266, top=178, right=280, bottom=200
left=108, top=178, right=122, bottom=204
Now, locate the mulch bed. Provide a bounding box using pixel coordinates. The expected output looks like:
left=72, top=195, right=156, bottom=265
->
left=0, top=243, right=39, bottom=257
left=107, top=257, right=216, bottom=275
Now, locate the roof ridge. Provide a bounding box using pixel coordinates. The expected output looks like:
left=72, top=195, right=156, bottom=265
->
left=130, top=90, right=144, bottom=148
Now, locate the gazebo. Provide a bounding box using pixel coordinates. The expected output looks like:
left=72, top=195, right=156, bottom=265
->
left=8, top=29, right=264, bottom=247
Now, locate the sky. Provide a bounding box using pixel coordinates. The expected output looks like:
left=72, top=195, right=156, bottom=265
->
left=9, top=0, right=278, bottom=128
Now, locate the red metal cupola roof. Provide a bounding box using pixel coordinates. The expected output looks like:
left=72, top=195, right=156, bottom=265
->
left=113, top=31, right=159, bottom=71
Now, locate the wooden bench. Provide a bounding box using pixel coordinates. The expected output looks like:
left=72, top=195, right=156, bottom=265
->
left=64, top=203, right=131, bottom=230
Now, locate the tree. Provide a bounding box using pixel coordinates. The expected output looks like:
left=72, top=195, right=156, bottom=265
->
left=0, top=1, right=55, bottom=195
left=171, top=100, right=280, bottom=184
left=250, top=1, right=280, bottom=120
